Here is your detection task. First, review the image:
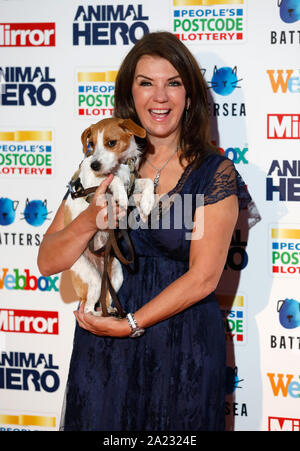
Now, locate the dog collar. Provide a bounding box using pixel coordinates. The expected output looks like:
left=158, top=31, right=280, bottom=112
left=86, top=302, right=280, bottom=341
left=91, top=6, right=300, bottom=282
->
left=67, top=176, right=98, bottom=203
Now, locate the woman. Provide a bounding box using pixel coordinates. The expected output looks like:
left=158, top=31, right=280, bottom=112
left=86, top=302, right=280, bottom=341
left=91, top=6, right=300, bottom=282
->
left=38, top=32, right=251, bottom=431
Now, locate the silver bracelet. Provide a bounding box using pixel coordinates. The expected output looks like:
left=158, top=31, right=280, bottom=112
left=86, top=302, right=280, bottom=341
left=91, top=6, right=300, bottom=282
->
left=126, top=313, right=145, bottom=338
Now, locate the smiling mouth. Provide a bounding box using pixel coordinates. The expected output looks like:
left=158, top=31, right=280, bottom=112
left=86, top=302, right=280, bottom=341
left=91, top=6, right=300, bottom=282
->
left=149, top=109, right=170, bottom=119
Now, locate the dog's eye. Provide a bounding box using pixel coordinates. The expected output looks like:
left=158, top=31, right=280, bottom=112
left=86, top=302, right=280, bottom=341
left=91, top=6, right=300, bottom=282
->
left=106, top=140, right=117, bottom=148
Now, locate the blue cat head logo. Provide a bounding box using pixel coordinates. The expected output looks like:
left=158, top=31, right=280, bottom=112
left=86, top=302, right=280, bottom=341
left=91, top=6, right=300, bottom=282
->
left=225, top=366, right=244, bottom=395
left=278, top=0, right=300, bottom=23
left=209, top=66, right=242, bottom=96
left=0, top=197, right=19, bottom=226
left=277, top=298, right=300, bottom=329
left=22, top=199, right=51, bottom=227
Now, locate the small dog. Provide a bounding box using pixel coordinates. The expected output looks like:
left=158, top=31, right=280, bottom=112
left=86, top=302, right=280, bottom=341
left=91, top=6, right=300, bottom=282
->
left=64, top=117, right=154, bottom=316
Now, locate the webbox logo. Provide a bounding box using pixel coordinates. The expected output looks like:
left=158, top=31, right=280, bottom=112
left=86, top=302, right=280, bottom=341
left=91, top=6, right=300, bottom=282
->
left=0, top=309, right=59, bottom=334
left=0, top=23, right=55, bottom=47
left=267, top=373, right=300, bottom=399
left=0, top=268, right=59, bottom=292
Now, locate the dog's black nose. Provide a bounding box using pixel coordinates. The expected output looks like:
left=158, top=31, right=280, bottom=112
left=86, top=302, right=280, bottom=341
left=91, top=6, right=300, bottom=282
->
left=91, top=160, right=101, bottom=171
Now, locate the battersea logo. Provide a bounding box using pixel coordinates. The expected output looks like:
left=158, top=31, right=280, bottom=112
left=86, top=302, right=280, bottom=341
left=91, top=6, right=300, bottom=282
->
left=271, top=0, right=300, bottom=44
left=218, top=294, right=246, bottom=345
left=278, top=0, right=300, bottom=24
left=266, top=160, right=300, bottom=202
left=76, top=70, right=116, bottom=118
left=73, top=4, right=149, bottom=46
left=225, top=366, right=247, bottom=420
left=0, top=197, right=51, bottom=227
left=277, top=298, right=300, bottom=329
left=267, top=69, right=300, bottom=94
left=0, top=66, right=56, bottom=107
left=204, top=66, right=246, bottom=117
left=173, top=0, right=245, bottom=43
left=270, top=228, right=300, bottom=276
left=0, top=352, right=59, bottom=393
left=0, top=309, right=59, bottom=335
left=0, top=23, right=55, bottom=47
left=0, top=268, right=59, bottom=292
left=270, top=297, right=300, bottom=351
left=0, top=130, right=53, bottom=176
left=267, top=114, right=300, bottom=139
left=268, top=416, right=300, bottom=431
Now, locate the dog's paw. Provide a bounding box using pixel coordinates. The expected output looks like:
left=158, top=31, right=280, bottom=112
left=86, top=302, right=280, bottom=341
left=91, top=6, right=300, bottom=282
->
left=84, top=304, right=96, bottom=315
left=140, top=191, right=155, bottom=216
left=91, top=310, right=102, bottom=317
left=114, top=191, right=128, bottom=210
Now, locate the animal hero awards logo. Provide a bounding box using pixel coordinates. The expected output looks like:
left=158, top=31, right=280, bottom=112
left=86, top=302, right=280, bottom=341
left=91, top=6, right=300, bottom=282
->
left=173, top=0, right=246, bottom=44
left=0, top=130, right=53, bottom=176
left=72, top=4, right=149, bottom=46
left=0, top=351, right=60, bottom=393
left=76, top=69, right=117, bottom=118
left=0, top=66, right=56, bottom=107
left=266, top=160, right=300, bottom=202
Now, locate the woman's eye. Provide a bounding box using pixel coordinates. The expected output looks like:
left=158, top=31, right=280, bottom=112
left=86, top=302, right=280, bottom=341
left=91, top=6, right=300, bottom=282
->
left=169, top=80, right=182, bottom=87
left=139, top=80, right=151, bottom=86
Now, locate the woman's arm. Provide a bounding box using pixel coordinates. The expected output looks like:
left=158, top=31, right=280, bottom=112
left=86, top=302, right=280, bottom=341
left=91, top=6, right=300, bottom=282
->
left=74, top=194, right=239, bottom=337
left=37, top=174, right=114, bottom=276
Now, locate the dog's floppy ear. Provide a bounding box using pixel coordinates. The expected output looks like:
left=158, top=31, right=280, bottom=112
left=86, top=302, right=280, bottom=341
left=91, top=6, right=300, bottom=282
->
left=81, top=126, right=92, bottom=155
left=120, top=119, right=146, bottom=139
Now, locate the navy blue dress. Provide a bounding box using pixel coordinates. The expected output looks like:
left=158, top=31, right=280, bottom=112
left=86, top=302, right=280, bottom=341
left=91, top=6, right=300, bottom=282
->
left=61, top=153, right=251, bottom=431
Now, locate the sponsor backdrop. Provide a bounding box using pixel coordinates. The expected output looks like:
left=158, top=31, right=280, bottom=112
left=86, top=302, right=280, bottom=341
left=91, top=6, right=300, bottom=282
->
left=0, top=0, right=299, bottom=432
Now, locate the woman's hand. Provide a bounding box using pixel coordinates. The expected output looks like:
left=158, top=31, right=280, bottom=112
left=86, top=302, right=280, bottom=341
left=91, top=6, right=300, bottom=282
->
left=74, top=302, right=131, bottom=337
left=82, top=173, right=127, bottom=234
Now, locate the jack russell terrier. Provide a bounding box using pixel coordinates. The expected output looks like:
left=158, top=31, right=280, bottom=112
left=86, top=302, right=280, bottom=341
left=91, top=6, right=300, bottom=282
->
left=64, top=117, right=154, bottom=316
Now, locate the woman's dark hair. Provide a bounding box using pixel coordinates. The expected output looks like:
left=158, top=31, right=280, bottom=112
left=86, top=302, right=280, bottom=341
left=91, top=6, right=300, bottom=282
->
left=114, top=31, right=217, bottom=167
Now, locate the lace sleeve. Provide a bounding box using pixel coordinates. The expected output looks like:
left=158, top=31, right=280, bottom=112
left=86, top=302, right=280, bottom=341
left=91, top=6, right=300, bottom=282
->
left=204, top=159, right=252, bottom=210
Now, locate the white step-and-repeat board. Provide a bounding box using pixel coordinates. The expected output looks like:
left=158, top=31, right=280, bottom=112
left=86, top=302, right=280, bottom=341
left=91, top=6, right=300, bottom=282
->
left=0, top=0, right=299, bottom=431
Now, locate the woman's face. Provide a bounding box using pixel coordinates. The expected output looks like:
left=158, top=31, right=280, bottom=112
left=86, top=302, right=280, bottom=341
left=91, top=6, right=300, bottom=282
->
left=131, top=55, right=187, bottom=143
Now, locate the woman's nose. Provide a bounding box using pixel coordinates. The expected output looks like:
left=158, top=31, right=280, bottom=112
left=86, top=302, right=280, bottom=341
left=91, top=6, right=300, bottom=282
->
left=153, top=85, right=168, bottom=102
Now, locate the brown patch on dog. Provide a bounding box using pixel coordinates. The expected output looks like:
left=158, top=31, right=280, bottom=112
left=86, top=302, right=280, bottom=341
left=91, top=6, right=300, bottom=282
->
left=106, top=255, right=114, bottom=310
left=70, top=270, right=88, bottom=302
